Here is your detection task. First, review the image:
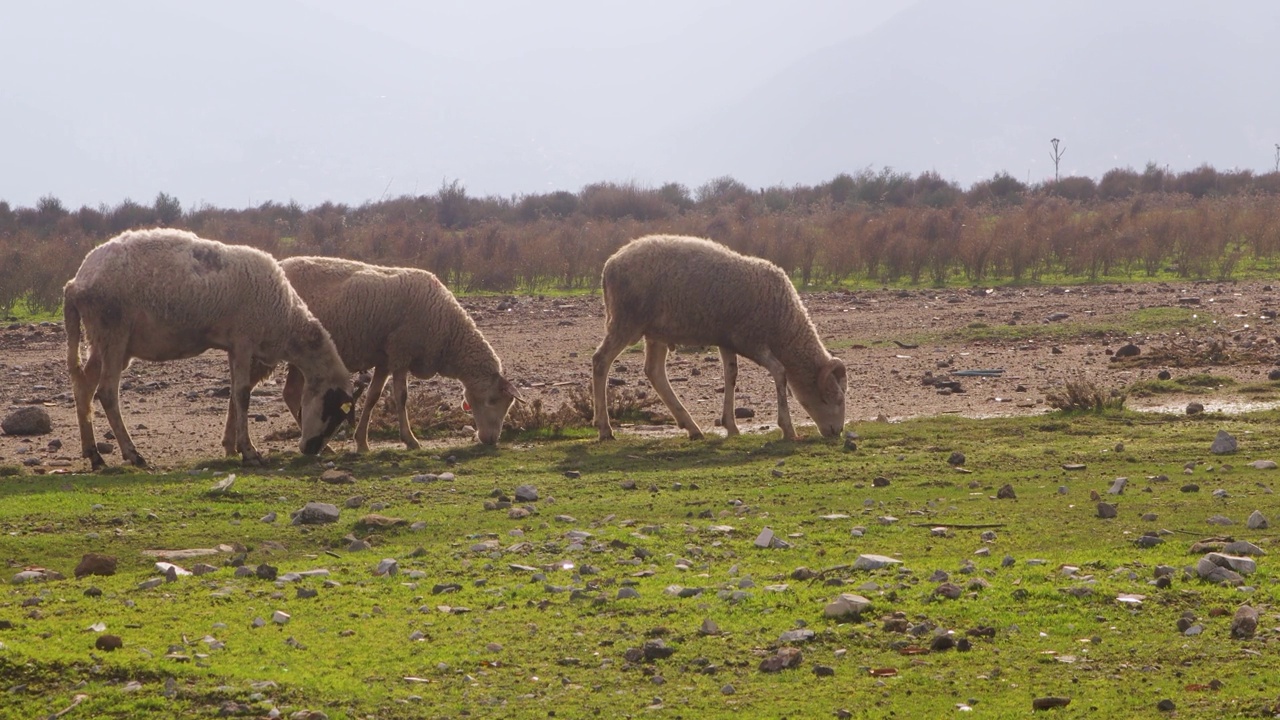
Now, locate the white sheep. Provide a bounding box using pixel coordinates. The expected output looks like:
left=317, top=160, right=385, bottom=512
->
left=592, top=234, right=847, bottom=441
left=278, top=256, right=521, bottom=450
left=63, top=228, right=357, bottom=469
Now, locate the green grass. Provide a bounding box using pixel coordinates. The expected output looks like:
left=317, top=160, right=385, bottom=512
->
left=2, top=296, right=61, bottom=324
left=931, top=306, right=1216, bottom=345
left=2, top=411, right=1279, bottom=718
left=1127, top=374, right=1238, bottom=398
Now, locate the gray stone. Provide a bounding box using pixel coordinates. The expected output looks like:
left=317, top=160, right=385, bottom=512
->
left=1207, top=514, right=1233, bottom=526
left=1222, top=540, right=1265, bottom=556
left=1096, top=502, right=1117, bottom=519
left=1186, top=402, right=1204, bottom=415
left=1205, top=552, right=1256, bottom=575
left=1248, top=460, right=1278, bottom=470
left=514, top=485, right=539, bottom=502
left=778, top=628, right=815, bottom=644
left=374, top=558, right=399, bottom=576
left=1210, top=430, right=1238, bottom=455
left=617, top=587, right=640, bottom=600
left=824, top=593, right=872, bottom=618
left=291, top=502, right=340, bottom=525
left=947, top=451, right=965, bottom=466
left=1108, top=477, right=1127, bottom=495
left=1231, top=605, right=1258, bottom=639
left=1247, top=510, right=1269, bottom=529
left=853, top=554, right=902, bottom=571
left=1, top=406, right=51, bottom=436
left=1195, top=557, right=1244, bottom=585
left=753, top=528, right=776, bottom=549
left=344, top=496, right=365, bottom=509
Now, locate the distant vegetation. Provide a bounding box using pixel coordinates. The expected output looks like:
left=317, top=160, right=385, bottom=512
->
left=4, top=162, right=1280, bottom=315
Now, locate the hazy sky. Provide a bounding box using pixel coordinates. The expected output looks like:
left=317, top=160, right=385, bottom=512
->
left=3, top=1, right=1276, bottom=210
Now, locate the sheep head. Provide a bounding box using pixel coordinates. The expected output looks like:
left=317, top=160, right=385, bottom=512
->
left=299, top=384, right=357, bottom=455
left=464, top=376, right=522, bottom=445
left=795, top=357, right=847, bottom=438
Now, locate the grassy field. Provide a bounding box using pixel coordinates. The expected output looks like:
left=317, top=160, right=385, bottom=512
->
left=1, top=410, right=1278, bottom=719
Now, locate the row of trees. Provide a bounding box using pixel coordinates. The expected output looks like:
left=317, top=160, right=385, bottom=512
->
left=3, top=164, right=1280, bottom=316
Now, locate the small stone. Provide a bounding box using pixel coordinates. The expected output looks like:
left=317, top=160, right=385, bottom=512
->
left=617, top=587, right=640, bottom=600
left=260, top=512, right=277, bottom=523
left=753, top=528, right=776, bottom=549
left=996, top=484, right=1016, bottom=499
left=1230, top=605, right=1258, bottom=639
left=642, top=639, right=675, bottom=661
left=720, top=684, right=735, bottom=695
left=1157, top=370, right=1172, bottom=380
left=272, top=611, right=290, bottom=625
left=1107, top=477, right=1127, bottom=495
left=374, top=558, right=399, bottom=576
left=320, top=469, right=355, bottom=484
left=853, top=554, right=902, bottom=570
left=1157, top=699, right=1175, bottom=712
left=564, top=470, right=581, bottom=479
left=824, top=594, right=872, bottom=619
left=1181, top=484, right=1200, bottom=493
left=508, top=507, right=530, bottom=519
left=813, top=665, right=835, bottom=677
left=344, top=496, right=364, bottom=509
left=1247, top=510, right=1269, bottom=529
left=514, top=485, right=539, bottom=502
left=699, top=618, right=721, bottom=636
left=1210, top=430, right=1237, bottom=455
left=1186, top=402, right=1204, bottom=415
left=758, top=647, right=803, bottom=672
left=1032, top=697, right=1071, bottom=710
left=1, top=406, right=52, bottom=435
left=934, top=582, right=963, bottom=599
left=778, top=628, right=815, bottom=644
left=74, top=553, right=117, bottom=579
left=1096, top=503, right=1117, bottom=519
left=95, top=634, right=123, bottom=651
left=291, top=502, right=340, bottom=525
left=255, top=564, right=278, bottom=581
left=947, top=451, right=965, bottom=466
left=1248, top=460, right=1277, bottom=470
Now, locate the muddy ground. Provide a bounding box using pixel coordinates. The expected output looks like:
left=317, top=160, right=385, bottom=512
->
left=4, top=280, right=1279, bottom=472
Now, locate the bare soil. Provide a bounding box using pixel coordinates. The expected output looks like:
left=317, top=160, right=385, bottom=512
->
left=4, top=280, right=1279, bottom=472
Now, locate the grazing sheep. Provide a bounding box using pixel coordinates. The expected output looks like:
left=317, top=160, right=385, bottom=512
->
left=63, top=228, right=357, bottom=469
left=592, top=234, right=847, bottom=441
left=278, top=256, right=521, bottom=450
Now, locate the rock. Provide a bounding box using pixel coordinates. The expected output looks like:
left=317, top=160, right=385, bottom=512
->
left=1, top=406, right=51, bottom=435
left=642, top=639, right=675, bottom=661
left=355, top=514, right=408, bottom=530
left=1096, top=503, right=1117, bottom=519
left=1045, top=312, right=1069, bottom=322
left=1032, top=697, right=1071, bottom=710
left=272, top=610, right=290, bottom=625
left=260, top=512, right=277, bottom=523
left=934, top=582, right=963, bottom=599
left=617, top=587, right=640, bottom=600
left=1195, top=557, right=1244, bottom=585
left=291, top=502, right=340, bottom=525
left=508, top=507, right=531, bottom=519
left=872, top=476, right=890, bottom=487
left=374, top=558, right=399, bottom=576
left=347, top=539, right=370, bottom=552
left=853, top=554, right=902, bottom=570
left=95, top=634, right=123, bottom=651
left=813, top=665, right=835, bottom=677
left=1207, top=514, right=1233, bottom=526
left=1230, top=605, right=1258, bottom=639
left=699, top=618, right=721, bottom=636
left=563, top=470, right=581, bottom=479
left=1157, top=699, right=1175, bottom=712
left=514, top=485, right=539, bottom=502
left=1248, top=460, right=1277, bottom=470
left=758, top=647, right=803, bottom=672
left=754, top=527, right=780, bottom=549
left=1210, top=430, right=1237, bottom=455
left=1222, top=540, right=1265, bottom=556
left=1113, top=343, right=1140, bottom=358
left=74, top=553, right=117, bottom=579
left=1181, top=484, right=1200, bottom=493
left=1247, top=510, right=1269, bottom=529
left=344, top=496, right=364, bottom=509
left=824, top=594, right=872, bottom=619
left=1157, top=370, right=1172, bottom=380
left=1186, top=402, right=1204, bottom=415
left=1107, top=477, right=1127, bottom=495
left=733, top=407, right=755, bottom=419
left=996, top=484, right=1016, bottom=499
left=1204, top=552, right=1255, bottom=575
left=947, top=451, right=965, bottom=466
left=778, top=628, right=815, bottom=644
left=255, top=563, right=278, bottom=581
left=319, top=469, right=355, bottom=484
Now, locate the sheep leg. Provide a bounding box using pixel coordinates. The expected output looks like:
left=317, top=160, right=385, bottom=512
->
left=72, top=350, right=106, bottom=470
left=645, top=341, right=703, bottom=440
left=354, top=365, right=390, bottom=452
left=222, top=359, right=275, bottom=456
left=226, top=350, right=264, bottom=465
left=719, top=347, right=740, bottom=436
left=591, top=330, right=641, bottom=440
left=389, top=369, right=420, bottom=450
left=95, top=354, right=145, bottom=468
left=281, top=364, right=304, bottom=425
left=756, top=349, right=798, bottom=441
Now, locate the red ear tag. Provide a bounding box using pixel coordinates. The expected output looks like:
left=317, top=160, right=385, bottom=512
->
left=462, top=401, right=471, bottom=411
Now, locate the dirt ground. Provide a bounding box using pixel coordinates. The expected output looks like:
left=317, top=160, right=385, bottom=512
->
left=4, top=280, right=1279, bottom=472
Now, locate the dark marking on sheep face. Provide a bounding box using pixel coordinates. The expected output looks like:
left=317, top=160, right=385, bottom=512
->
left=299, top=387, right=355, bottom=455
left=289, top=322, right=327, bottom=356
left=191, top=245, right=226, bottom=274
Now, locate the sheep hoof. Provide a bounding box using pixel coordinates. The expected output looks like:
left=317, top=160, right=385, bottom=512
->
left=687, top=431, right=705, bottom=441
left=89, top=452, right=106, bottom=471
left=240, top=451, right=265, bottom=466
left=597, top=430, right=616, bottom=441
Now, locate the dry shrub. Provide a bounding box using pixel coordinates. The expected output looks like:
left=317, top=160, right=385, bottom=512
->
left=1109, top=338, right=1275, bottom=369
left=566, top=384, right=668, bottom=425
left=1046, top=376, right=1127, bottom=412
left=367, top=384, right=473, bottom=439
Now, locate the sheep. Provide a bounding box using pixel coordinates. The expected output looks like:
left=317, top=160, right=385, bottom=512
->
left=63, top=228, right=357, bottom=469
left=277, top=256, right=521, bottom=450
left=592, top=234, right=847, bottom=441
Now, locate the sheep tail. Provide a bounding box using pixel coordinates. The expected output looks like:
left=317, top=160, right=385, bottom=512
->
left=64, top=291, right=86, bottom=385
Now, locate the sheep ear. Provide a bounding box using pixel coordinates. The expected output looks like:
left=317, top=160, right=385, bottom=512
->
left=501, top=377, right=527, bottom=405
left=819, top=358, right=847, bottom=402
